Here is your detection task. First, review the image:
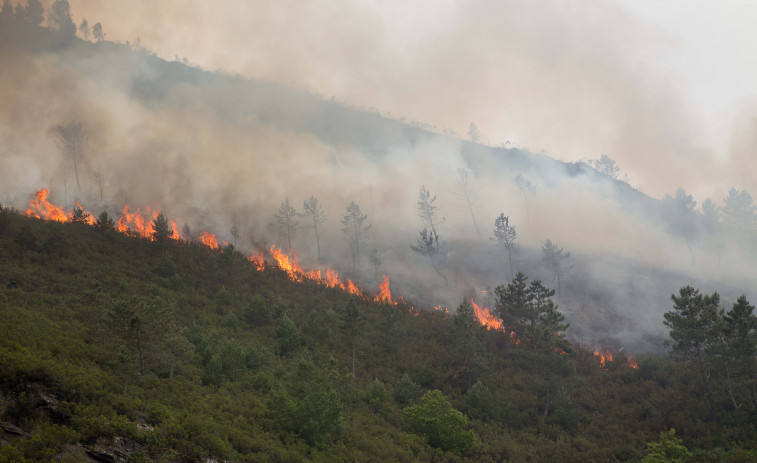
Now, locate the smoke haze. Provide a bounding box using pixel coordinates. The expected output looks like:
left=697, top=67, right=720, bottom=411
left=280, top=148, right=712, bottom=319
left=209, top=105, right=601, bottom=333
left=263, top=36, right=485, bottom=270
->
left=1, top=2, right=756, bottom=353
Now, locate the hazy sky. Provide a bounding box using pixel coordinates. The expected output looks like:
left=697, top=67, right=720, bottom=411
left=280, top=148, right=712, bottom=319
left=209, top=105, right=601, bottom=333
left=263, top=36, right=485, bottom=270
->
left=61, top=0, right=757, bottom=201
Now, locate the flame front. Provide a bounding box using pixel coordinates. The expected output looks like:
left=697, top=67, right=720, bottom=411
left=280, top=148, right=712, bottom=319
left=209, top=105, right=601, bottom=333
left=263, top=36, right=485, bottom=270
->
left=593, top=349, right=638, bottom=369
left=471, top=299, right=503, bottom=331
left=374, top=275, right=394, bottom=304
left=200, top=231, right=219, bottom=249
left=269, top=245, right=363, bottom=295
left=24, top=189, right=69, bottom=222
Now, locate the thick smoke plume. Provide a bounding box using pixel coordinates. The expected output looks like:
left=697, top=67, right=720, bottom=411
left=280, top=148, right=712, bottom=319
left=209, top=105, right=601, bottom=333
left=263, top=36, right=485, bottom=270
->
left=1, top=7, right=755, bottom=354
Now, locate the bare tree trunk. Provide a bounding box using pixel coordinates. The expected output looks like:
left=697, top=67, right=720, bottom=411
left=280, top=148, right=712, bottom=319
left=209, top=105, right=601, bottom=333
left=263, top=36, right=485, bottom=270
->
left=73, top=140, right=82, bottom=192
left=725, top=363, right=739, bottom=410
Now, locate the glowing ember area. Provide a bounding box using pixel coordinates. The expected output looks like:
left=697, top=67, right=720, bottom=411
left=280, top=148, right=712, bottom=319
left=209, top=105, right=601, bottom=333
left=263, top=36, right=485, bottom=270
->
left=433, top=305, right=450, bottom=314
left=374, top=274, right=394, bottom=304
left=199, top=231, right=219, bottom=249
left=24, top=189, right=69, bottom=222
left=593, top=350, right=638, bottom=369
left=269, top=246, right=362, bottom=296
left=471, top=299, right=503, bottom=331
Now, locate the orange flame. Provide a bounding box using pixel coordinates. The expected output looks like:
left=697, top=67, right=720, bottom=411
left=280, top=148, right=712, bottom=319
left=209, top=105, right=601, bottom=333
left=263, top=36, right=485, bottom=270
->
left=24, top=189, right=69, bottom=222
left=200, top=231, right=219, bottom=249
left=374, top=274, right=394, bottom=304
left=593, top=350, right=638, bottom=369
left=269, top=245, right=364, bottom=296
left=249, top=253, right=265, bottom=271
left=471, top=299, right=503, bottom=331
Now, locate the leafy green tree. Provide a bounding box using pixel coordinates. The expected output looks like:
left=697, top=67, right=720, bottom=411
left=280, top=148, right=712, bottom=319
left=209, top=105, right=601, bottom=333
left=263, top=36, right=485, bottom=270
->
left=42, top=223, right=68, bottom=259
left=664, top=286, right=720, bottom=421
left=270, top=355, right=342, bottom=448
left=299, top=196, right=326, bottom=260
left=403, top=390, right=474, bottom=453
left=393, top=373, right=422, bottom=406
left=339, top=297, right=365, bottom=377
left=723, top=295, right=757, bottom=409
left=448, top=300, right=487, bottom=389
left=341, top=201, right=369, bottom=271
left=494, top=272, right=568, bottom=346
left=151, top=212, right=173, bottom=244
left=276, top=312, right=300, bottom=356
left=14, top=223, right=38, bottom=251
left=491, top=213, right=517, bottom=278
left=642, top=429, right=692, bottom=463
left=273, top=198, right=298, bottom=250
left=465, top=380, right=494, bottom=421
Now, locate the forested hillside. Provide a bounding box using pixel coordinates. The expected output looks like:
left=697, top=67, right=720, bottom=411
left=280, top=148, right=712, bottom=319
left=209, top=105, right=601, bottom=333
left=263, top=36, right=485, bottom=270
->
left=0, top=208, right=755, bottom=462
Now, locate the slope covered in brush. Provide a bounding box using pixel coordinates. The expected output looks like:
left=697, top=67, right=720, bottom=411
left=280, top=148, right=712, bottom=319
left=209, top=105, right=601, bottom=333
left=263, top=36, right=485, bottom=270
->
left=0, top=209, right=756, bottom=462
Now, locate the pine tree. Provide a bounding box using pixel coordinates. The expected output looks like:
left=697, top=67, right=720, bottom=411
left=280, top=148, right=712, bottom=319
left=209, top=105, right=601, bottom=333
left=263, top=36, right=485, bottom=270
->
left=664, top=286, right=721, bottom=421
left=151, top=212, right=173, bottom=244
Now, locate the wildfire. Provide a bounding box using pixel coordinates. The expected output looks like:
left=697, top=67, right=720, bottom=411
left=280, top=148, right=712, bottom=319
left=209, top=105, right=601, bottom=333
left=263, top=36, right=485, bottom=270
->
left=249, top=253, right=265, bottom=271
left=593, top=349, right=638, bottom=369
left=24, top=188, right=69, bottom=222
left=471, top=299, right=503, bottom=331
left=269, top=245, right=362, bottom=296
left=199, top=231, right=219, bottom=249
left=374, top=274, right=394, bottom=304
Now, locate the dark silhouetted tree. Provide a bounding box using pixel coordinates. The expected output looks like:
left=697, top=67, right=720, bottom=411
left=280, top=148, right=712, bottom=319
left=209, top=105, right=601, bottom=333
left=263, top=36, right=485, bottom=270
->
left=70, top=206, right=90, bottom=224
left=417, top=185, right=443, bottom=250
left=273, top=198, right=298, bottom=249
left=95, top=211, right=115, bottom=231
left=491, top=213, right=517, bottom=278
left=664, top=286, right=720, bottom=422
left=16, top=0, right=44, bottom=25
left=0, top=0, right=14, bottom=21
left=92, top=22, right=104, bottom=41
left=341, top=201, right=369, bottom=271
left=273, top=198, right=298, bottom=250
left=151, top=212, right=173, bottom=244
left=49, top=0, right=76, bottom=37
left=79, top=18, right=90, bottom=40
left=299, top=196, right=326, bottom=260
left=56, top=122, right=86, bottom=193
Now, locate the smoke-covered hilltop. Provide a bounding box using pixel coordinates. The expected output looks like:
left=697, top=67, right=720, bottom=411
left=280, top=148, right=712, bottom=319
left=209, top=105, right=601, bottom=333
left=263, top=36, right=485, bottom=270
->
left=1, top=15, right=755, bottom=353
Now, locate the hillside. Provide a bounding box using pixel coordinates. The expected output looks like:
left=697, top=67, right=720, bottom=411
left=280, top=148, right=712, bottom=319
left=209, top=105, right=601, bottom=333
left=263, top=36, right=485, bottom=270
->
left=0, top=208, right=756, bottom=462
